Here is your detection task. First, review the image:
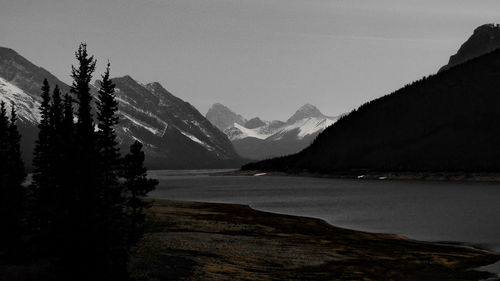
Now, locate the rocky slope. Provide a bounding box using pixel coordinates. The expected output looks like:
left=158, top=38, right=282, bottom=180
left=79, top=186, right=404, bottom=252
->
left=0, top=46, right=244, bottom=169
left=111, top=77, right=243, bottom=168
left=0, top=47, right=71, bottom=165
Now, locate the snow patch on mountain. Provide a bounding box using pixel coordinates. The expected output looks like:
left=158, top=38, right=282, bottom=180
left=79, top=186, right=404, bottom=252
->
left=180, top=130, right=214, bottom=151
left=0, top=77, right=41, bottom=124
left=228, top=123, right=275, bottom=140
left=226, top=117, right=337, bottom=141
left=121, top=112, right=161, bottom=135
left=280, top=117, right=336, bottom=139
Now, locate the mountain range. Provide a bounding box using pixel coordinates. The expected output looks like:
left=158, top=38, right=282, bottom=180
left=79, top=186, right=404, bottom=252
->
left=244, top=24, right=500, bottom=173
left=206, top=103, right=337, bottom=160
left=0, top=47, right=244, bottom=169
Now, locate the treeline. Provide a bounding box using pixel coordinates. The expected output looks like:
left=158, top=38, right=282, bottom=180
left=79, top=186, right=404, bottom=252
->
left=0, top=43, right=157, bottom=280
left=243, top=48, right=500, bottom=173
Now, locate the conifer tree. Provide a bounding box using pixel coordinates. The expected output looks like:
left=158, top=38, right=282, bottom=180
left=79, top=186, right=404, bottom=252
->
left=69, top=42, right=99, bottom=218
left=97, top=62, right=120, bottom=187
left=123, top=141, right=158, bottom=244
left=7, top=104, right=26, bottom=200
left=72, top=43, right=96, bottom=139
left=62, top=94, right=74, bottom=141
left=95, top=62, right=133, bottom=278
left=47, top=85, right=68, bottom=244
left=32, top=79, right=53, bottom=231
left=49, top=86, right=64, bottom=185
left=26, top=44, right=158, bottom=279
left=60, top=93, right=75, bottom=200
left=50, top=85, right=63, bottom=134
left=4, top=104, right=26, bottom=258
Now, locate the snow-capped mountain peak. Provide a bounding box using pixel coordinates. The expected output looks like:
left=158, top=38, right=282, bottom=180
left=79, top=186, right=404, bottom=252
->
left=210, top=103, right=338, bottom=159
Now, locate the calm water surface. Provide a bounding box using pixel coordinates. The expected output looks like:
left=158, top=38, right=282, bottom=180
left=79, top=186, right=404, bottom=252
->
left=148, top=169, right=500, bottom=272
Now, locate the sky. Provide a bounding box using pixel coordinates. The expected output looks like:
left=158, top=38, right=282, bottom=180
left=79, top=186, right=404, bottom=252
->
left=1, top=0, right=500, bottom=120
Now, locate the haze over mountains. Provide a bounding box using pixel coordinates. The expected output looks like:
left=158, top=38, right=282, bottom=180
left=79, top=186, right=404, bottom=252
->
left=0, top=47, right=243, bottom=169
left=206, top=103, right=337, bottom=159
left=244, top=24, right=500, bottom=173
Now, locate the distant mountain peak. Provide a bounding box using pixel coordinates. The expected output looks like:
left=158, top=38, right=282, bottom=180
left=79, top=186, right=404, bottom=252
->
left=145, top=81, right=169, bottom=94
left=210, top=103, right=232, bottom=111
left=117, top=75, right=136, bottom=82
left=245, top=117, right=266, bottom=129
left=440, top=23, right=500, bottom=72
left=286, top=104, right=325, bottom=124
left=206, top=103, right=247, bottom=131
left=0, top=46, right=18, bottom=56
left=146, top=81, right=163, bottom=89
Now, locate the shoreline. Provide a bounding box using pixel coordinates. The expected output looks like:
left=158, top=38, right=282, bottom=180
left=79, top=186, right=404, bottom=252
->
left=213, top=169, right=500, bottom=183
left=131, top=199, right=500, bottom=280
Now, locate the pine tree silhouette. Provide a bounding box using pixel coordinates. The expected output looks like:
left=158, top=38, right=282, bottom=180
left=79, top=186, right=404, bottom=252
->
left=96, top=62, right=131, bottom=278
left=72, top=43, right=96, bottom=139
left=25, top=44, right=157, bottom=280
left=97, top=61, right=120, bottom=187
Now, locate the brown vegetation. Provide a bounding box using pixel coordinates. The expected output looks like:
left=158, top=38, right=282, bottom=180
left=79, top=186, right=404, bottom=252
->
left=130, top=200, right=500, bottom=281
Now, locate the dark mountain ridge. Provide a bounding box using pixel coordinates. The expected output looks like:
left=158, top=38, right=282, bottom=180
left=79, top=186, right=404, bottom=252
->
left=244, top=48, right=500, bottom=173
left=0, top=47, right=70, bottom=97
left=440, top=24, right=500, bottom=72
left=111, top=76, right=243, bottom=168
left=0, top=46, right=244, bottom=169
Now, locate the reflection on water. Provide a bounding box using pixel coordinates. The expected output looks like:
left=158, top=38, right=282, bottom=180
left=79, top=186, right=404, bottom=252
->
left=148, top=169, right=500, bottom=272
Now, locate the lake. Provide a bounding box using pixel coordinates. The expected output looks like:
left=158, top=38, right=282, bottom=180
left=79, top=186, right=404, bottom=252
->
left=148, top=169, right=500, bottom=272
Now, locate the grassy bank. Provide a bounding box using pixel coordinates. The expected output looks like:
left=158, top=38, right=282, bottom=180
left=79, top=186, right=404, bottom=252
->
left=130, top=199, right=500, bottom=281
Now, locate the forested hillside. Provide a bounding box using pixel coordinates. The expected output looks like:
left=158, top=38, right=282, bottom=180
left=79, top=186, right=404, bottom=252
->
left=244, top=49, right=500, bottom=173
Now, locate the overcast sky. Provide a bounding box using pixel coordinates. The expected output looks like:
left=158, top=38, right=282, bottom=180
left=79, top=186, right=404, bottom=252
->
left=1, top=0, right=500, bottom=120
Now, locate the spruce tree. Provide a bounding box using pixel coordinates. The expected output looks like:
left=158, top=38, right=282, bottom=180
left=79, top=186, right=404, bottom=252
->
left=72, top=43, right=96, bottom=139
left=32, top=79, right=53, bottom=232
left=7, top=105, right=26, bottom=192
left=70, top=44, right=99, bottom=235
left=4, top=104, right=27, bottom=258
left=61, top=93, right=75, bottom=189
left=49, top=85, right=64, bottom=186
left=48, top=85, right=68, bottom=245
left=69, top=42, right=99, bottom=212
left=96, top=62, right=132, bottom=278
left=123, top=141, right=158, bottom=244
left=60, top=93, right=75, bottom=202
left=65, top=43, right=99, bottom=277
left=62, top=94, right=74, bottom=142
left=50, top=85, right=63, bottom=134
left=97, top=61, right=120, bottom=187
